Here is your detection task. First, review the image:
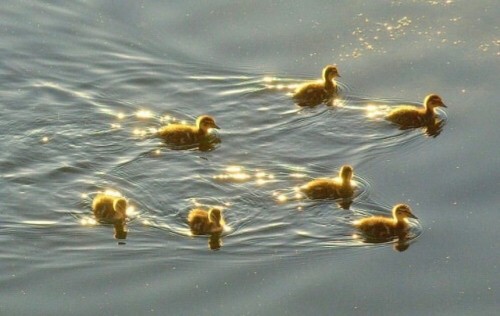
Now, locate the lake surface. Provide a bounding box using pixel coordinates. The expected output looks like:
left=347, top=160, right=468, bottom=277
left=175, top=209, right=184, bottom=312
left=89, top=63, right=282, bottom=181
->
left=1, top=1, right=498, bottom=315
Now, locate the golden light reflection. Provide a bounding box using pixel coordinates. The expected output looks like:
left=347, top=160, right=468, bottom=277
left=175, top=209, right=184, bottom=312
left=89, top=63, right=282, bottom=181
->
left=226, top=166, right=242, bottom=173
left=277, top=194, right=288, bottom=203
left=290, top=173, right=307, bottom=179
left=135, top=109, right=154, bottom=119
left=126, top=205, right=138, bottom=217
left=232, top=173, right=252, bottom=181
left=214, top=166, right=275, bottom=184
left=22, top=220, right=58, bottom=225
left=262, top=77, right=298, bottom=91
left=365, top=104, right=390, bottom=120
left=41, top=136, right=49, bottom=143
left=160, top=115, right=174, bottom=123
left=256, top=179, right=267, bottom=185
left=110, top=123, right=121, bottom=129
left=133, top=128, right=147, bottom=137
left=81, top=193, right=89, bottom=199
left=81, top=217, right=97, bottom=226
left=117, top=112, right=125, bottom=120
left=333, top=98, right=346, bottom=107
left=103, top=189, right=122, bottom=197
left=255, top=171, right=266, bottom=178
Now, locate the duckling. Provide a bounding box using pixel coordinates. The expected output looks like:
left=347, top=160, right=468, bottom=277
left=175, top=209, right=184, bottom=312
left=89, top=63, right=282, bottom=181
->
left=386, top=94, right=446, bottom=127
left=354, top=204, right=418, bottom=239
left=92, top=194, right=128, bottom=223
left=300, top=165, right=355, bottom=200
left=187, top=207, right=225, bottom=235
left=157, top=115, right=220, bottom=146
left=292, top=65, right=340, bottom=106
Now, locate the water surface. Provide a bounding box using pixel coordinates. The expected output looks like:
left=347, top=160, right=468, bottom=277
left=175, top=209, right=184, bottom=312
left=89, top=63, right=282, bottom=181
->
left=1, top=1, right=498, bottom=315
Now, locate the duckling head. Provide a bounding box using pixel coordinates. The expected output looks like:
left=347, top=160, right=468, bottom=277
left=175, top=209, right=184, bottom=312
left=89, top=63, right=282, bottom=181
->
left=113, top=198, right=128, bottom=216
left=208, top=208, right=223, bottom=225
left=339, top=165, right=353, bottom=182
left=323, top=65, right=340, bottom=80
left=424, top=94, right=447, bottom=109
left=197, top=115, right=220, bottom=133
left=393, top=204, right=418, bottom=221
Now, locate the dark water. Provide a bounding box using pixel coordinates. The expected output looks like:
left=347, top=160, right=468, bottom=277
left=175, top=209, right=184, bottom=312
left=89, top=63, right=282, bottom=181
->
left=1, top=1, right=498, bottom=315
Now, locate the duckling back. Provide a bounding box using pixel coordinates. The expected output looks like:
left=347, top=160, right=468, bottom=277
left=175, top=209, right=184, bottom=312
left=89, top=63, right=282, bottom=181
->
left=301, top=178, right=354, bottom=200
left=293, top=83, right=333, bottom=107
left=157, top=124, right=200, bottom=145
left=386, top=106, right=430, bottom=127
left=354, top=216, right=402, bottom=239
left=187, top=208, right=223, bottom=235
left=92, top=194, right=127, bottom=222
left=301, top=179, right=339, bottom=199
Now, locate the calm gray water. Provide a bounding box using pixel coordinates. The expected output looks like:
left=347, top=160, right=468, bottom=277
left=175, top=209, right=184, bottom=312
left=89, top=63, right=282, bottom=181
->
left=1, top=1, right=498, bottom=315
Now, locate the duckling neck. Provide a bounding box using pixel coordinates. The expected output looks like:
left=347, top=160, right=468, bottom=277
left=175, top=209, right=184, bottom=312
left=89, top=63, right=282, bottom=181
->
left=341, top=177, right=352, bottom=188
left=324, top=78, right=336, bottom=92
left=424, top=105, right=436, bottom=117
left=394, top=218, right=408, bottom=230
left=196, top=127, right=208, bottom=136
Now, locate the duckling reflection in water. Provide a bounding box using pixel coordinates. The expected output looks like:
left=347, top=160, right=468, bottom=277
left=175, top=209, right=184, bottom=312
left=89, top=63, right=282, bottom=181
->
left=386, top=94, right=446, bottom=128
left=156, top=115, right=220, bottom=148
left=208, top=233, right=223, bottom=250
left=292, top=65, right=340, bottom=107
left=187, top=207, right=225, bottom=235
left=300, top=165, right=356, bottom=201
left=353, top=204, right=418, bottom=240
left=113, top=222, right=128, bottom=240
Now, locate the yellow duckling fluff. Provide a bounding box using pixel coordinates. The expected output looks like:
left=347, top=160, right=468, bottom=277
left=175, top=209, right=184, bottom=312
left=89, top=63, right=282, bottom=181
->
left=187, top=207, right=225, bottom=235
left=354, top=204, right=418, bottom=239
left=92, top=193, right=128, bottom=223
left=385, top=94, right=447, bottom=127
left=300, top=165, right=355, bottom=200
left=157, top=115, right=220, bottom=146
left=292, top=65, right=340, bottom=107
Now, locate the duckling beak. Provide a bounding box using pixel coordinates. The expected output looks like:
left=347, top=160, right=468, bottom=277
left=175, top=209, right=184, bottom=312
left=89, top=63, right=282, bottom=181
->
left=409, top=213, right=418, bottom=220
left=212, top=123, right=220, bottom=129
left=440, top=103, right=447, bottom=108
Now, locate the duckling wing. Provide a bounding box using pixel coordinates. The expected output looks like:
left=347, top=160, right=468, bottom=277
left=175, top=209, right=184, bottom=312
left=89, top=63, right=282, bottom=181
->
left=293, top=83, right=329, bottom=107
left=93, top=204, right=115, bottom=220
left=302, top=179, right=337, bottom=199
left=386, top=107, right=427, bottom=127
left=356, top=218, right=394, bottom=238
left=157, top=125, right=199, bottom=145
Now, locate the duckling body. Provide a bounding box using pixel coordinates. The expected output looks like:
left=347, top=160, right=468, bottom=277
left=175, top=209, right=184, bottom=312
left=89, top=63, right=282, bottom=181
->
left=293, top=65, right=340, bottom=107
left=187, top=208, right=224, bottom=235
left=301, top=165, right=355, bottom=199
left=386, top=94, right=446, bottom=127
left=92, top=194, right=127, bottom=223
left=157, top=115, right=219, bottom=146
left=354, top=204, right=418, bottom=239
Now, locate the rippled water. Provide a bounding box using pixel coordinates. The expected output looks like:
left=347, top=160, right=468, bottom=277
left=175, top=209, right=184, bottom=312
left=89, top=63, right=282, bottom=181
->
left=1, top=1, right=498, bottom=315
